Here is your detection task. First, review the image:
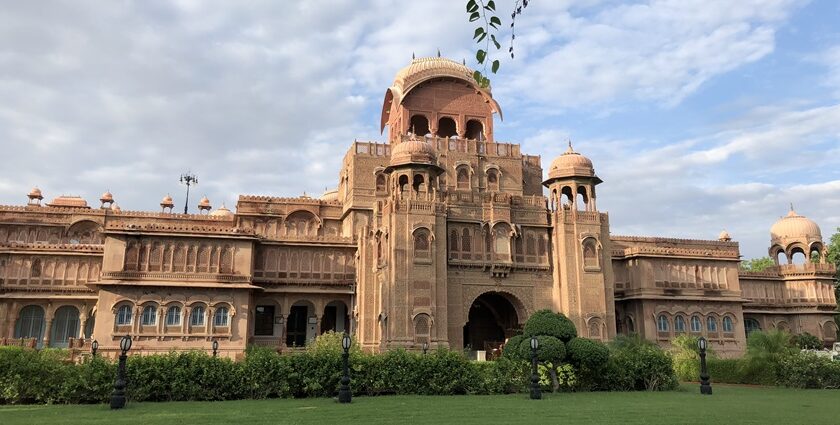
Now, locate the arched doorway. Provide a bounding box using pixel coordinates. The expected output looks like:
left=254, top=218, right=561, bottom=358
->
left=320, top=300, right=350, bottom=334
left=286, top=300, right=315, bottom=347
left=51, top=306, right=80, bottom=348
left=463, top=292, right=520, bottom=353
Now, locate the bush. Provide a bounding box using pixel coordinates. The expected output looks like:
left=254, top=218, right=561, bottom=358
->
left=791, top=332, right=822, bottom=350
left=518, top=335, right=565, bottom=364
left=742, top=330, right=796, bottom=385
left=522, top=309, right=577, bottom=342
left=502, top=334, right=525, bottom=359
left=602, top=342, right=678, bottom=391
left=774, top=353, right=840, bottom=389
left=566, top=337, right=609, bottom=370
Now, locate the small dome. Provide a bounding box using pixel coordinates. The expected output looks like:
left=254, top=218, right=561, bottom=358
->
left=160, top=195, right=174, bottom=207
left=198, top=196, right=211, bottom=210
left=100, top=191, right=113, bottom=202
left=718, top=230, right=731, bottom=241
left=210, top=203, right=234, bottom=217
left=28, top=187, right=43, bottom=200
left=547, top=142, right=596, bottom=180
left=390, top=137, right=437, bottom=167
left=320, top=188, right=339, bottom=202
left=770, top=207, right=821, bottom=243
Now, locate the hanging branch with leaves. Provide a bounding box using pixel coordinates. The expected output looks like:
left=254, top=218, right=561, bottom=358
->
left=466, top=0, right=529, bottom=88
left=467, top=0, right=501, bottom=88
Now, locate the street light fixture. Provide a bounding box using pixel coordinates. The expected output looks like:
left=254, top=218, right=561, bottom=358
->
left=529, top=336, right=541, bottom=400
left=179, top=172, right=198, bottom=214
left=91, top=339, right=99, bottom=357
left=338, top=333, right=352, bottom=403
left=422, top=341, right=428, bottom=355
left=212, top=339, right=219, bottom=358
left=698, top=337, right=712, bottom=395
left=110, top=335, right=133, bottom=409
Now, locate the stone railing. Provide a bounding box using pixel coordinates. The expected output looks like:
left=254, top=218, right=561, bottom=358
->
left=102, top=271, right=250, bottom=283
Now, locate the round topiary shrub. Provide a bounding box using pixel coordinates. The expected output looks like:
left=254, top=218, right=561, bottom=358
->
left=522, top=309, right=577, bottom=342
left=566, top=337, right=609, bottom=369
left=502, top=334, right=525, bottom=359
left=518, top=335, right=566, bottom=364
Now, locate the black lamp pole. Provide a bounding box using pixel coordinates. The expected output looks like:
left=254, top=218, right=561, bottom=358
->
left=179, top=172, right=198, bottom=214
left=698, top=337, right=712, bottom=395
left=110, top=335, right=132, bottom=409
left=338, top=333, right=352, bottom=403
left=529, top=336, right=541, bottom=400
left=91, top=339, right=98, bottom=357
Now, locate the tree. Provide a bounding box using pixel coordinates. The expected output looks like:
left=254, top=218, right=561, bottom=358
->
left=464, top=0, right=529, bottom=87
left=827, top=227, right=840, bottom=339
left=740, top=257, right=775, bottom=272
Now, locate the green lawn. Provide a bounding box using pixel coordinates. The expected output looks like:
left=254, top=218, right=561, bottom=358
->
left=1, top=384, right=838, bottom=425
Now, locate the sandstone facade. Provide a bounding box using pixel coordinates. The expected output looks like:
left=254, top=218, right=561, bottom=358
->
left=1, top=57, right=836, bottom=358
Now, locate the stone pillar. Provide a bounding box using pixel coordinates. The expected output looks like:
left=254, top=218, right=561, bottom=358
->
left=79, top=311, right=88, bottom=341
left=43, top=313, right=54, bottom=348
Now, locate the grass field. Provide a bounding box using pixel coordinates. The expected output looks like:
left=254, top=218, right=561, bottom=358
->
left=1, top=384, right=838, bottom=425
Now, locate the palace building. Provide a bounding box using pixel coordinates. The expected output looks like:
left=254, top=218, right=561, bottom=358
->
left=0, top=57, right=836, bottom=358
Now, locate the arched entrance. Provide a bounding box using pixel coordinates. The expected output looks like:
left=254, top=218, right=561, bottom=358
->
left=51, top=306, right=80, bottom=348
left=463, top=292, right=521, bottom=353
left=15, top=305, right=46, bottom=348
left=320, top=300, right=349, bottom=334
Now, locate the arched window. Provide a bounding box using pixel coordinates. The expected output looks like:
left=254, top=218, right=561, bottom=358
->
left=50, top=306, right=80, bottom=348
left=465, top=119, right=483, bottom=140
left=413, top=174, right=425, bottom=192
left=744, top=318, right=761, bottom=336
left=15, top=305, right=45, bottom=340
left=690, top=315, right=702, bottom=333
left=493, top=224, right=511, bottom=258
left=588, top=318, right=602, bottom=338
left=674, top=315, right=686, bottom=333
left=582, top=238, right=598, bottom=268
left=375, top=173, right=386, bottom=192
left=487, top=169, right=499, bottom=191
left=576, top=186, right=588, bottom=211
left=456, top=167, right=470, bottom=190
left=116, top=305, right=132, bottom=325
left=414, top=229, right=430, bottom=258
left=410, top=114, right=430, bottom=136
left=657, top=314, right=669, bottom=332
left=30, top=259, right=41, bottom=278
left=449, top=230, right=459, bottom=259
left=190, top=305, right=206, bottom=326
left=437, top=117, right=457, bottom=138
left=722, top=316, right=734, bottom=333
left=141, top=305, right=157, bottom=326
left=149, top=243, right=163, bottom=272
left=165, top=305, right=182, bottom=326
left=706, top=316, right=718, bottom=333
left=124, top=242, right=139, bottom=271
left=414, top=313, right=431, bottom=344
left=214, top=306, right=230, bottom=327
left=461, top=229, right=472, bottom=260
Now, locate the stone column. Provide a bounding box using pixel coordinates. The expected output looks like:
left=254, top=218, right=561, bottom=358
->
left=43, top=313, right=55, bottom=348
left=79, top=311, right=88, bottom=341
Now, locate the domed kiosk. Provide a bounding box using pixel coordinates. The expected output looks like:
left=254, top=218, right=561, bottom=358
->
left=769, top=206, right=825, bottom=264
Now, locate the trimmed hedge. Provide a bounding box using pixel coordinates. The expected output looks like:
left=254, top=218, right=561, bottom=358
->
left=522, top=310, right=577, bottom=342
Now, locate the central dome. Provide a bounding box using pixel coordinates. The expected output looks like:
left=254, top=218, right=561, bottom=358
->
left=770, top=208, right=821, bottom=243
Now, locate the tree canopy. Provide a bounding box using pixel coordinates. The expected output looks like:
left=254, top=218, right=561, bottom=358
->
left=740, top=257, right=775, bottom=272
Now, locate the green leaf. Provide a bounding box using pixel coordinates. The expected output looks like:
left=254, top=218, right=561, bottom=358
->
left=490, top=16, right=501, bottom=29
left=476, top=32, right=487, bottom=43
left=491, top=34, right=501, bottom=49
left=469, top=11, right=480, bottom=22
left=491, top=60, right=500, bottom=74
left=476, top=49, right=486, bottom=64
left=481, top=76, right=490, bottom=88
left=486, top=0, right=496, bottom=11
left=473, top=27, right=485, bottom=40
left=473, top=70, right=482, bottom=82
left=466, top=0, right=478, bottom=13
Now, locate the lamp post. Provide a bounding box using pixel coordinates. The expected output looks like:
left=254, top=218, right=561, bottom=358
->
left=529, top=336, right=541, bottom=400
left=338, top=333, right=352, bottom=403
left=91, top=339, right=99, bottom=358
left=179, top=172, right=198, bottom=214
left=110, top=335, right=132, bottom=409
left=698, top=337, right=712, bottom=395
left=422, top=341, right=428, bottom=355
left=212, top=339, right=219, bottom=358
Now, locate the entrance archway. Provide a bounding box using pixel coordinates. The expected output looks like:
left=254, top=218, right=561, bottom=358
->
left=463, top=292, right=521, bottom=353
left=51, top=306, right=80, bottom=348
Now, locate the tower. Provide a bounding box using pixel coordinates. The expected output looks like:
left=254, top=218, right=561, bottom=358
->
left=543, top=143, right=616, bottom=340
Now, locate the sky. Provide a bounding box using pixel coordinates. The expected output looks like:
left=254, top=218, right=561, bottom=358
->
left=0, top=0, right=838, bottom=259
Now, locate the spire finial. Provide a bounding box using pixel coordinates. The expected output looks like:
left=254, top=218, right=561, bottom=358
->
left=412, top=52, right=415, bottom=60
left=565, top=139, right=574, bottom=153
left=790, top=202, right=794, bottom=212
left=437, top=48, right=441, bottom=57
left=463, top=58, right=466, bottom=65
